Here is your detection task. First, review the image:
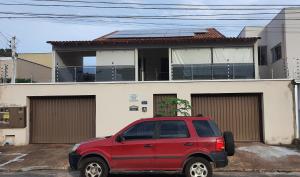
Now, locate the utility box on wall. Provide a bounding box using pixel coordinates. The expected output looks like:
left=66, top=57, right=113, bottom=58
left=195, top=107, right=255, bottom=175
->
left=0, top=107, right=26, bottom=128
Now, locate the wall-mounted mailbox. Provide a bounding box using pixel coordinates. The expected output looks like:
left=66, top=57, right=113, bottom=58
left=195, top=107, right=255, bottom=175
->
left=0, top=107, right=26, bottom=128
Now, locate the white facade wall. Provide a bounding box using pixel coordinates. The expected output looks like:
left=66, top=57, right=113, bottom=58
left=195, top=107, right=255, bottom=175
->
left=0, top=80, right=295, bottom=146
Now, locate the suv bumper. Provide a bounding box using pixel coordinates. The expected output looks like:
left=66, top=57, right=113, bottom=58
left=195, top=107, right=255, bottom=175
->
left=210, top=151, right=228, bottom=168
left=69, top=152, right=81, bottom=170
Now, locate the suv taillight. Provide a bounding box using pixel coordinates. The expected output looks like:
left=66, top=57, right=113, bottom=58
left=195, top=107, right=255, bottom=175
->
left=216, top=137, right=225, bottom=151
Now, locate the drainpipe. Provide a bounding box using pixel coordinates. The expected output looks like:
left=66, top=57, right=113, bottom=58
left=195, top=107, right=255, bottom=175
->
left=295, top=83, right=300, bottom=139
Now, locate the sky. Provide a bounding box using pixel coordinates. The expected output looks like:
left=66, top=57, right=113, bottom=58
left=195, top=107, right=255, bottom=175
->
left=0, top=0, right=299, bottom=53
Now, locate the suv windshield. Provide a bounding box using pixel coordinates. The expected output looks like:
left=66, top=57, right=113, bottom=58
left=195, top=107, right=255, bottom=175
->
left=193, top=120, right=222, bottom=137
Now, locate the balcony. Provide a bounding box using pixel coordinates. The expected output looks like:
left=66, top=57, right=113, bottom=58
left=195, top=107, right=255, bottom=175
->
left=172, top=63, right=254, bottom=80
left=55, top=63, right=254, bottom=82
left=56, top=66, right=135, bottom=82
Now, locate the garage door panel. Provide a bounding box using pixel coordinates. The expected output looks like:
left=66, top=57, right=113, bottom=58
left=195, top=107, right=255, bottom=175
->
left=192, top=94, right=262, bottom=142
left=30, top=96, right=96, bottom=144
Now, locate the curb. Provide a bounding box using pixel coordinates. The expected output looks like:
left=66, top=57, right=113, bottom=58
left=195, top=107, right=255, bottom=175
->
left=1, top=167, right=300, bottom=173
left=215, top=169, right=300, bottom=173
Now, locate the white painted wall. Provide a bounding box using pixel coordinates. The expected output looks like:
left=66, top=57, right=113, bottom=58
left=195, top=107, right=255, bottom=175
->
left=0, top=80, right=295, bottom=145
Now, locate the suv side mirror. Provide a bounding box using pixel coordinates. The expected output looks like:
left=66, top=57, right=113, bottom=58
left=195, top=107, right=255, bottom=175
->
left=116, top=135, right=125, bottom=142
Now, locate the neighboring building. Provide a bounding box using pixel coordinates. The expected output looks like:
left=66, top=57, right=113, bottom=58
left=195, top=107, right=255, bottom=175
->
left=0, top=57, right=51, bottom=83
left=239, top=7, right=300, bottom=79
left=18, top=53, right=52, bottom=68
left=0, top=28, right=297, bottom=146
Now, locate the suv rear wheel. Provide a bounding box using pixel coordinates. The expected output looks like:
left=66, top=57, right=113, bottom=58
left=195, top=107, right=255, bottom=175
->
left=185, top=157, right=212, bottom=177
left=79, top=157, right=108, bottom=177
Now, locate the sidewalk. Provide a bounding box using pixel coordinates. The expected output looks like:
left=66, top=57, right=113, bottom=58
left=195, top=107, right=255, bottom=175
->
left=0, top=143, right=300, bottom=172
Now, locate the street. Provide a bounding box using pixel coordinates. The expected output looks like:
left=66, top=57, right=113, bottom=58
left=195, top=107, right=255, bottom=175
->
left=1, top=171, right=300, bottom=177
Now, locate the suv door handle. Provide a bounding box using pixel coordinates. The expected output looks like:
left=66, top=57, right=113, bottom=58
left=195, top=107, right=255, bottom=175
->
left=184, top=142, right=194, bottom=146
left=144, top=144, right=153, bottom=148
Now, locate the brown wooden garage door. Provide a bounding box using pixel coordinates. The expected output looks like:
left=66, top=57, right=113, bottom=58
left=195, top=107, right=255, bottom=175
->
left=30, top=96, right=96, bottom=144
left=191, top=94, right=262, bottom=142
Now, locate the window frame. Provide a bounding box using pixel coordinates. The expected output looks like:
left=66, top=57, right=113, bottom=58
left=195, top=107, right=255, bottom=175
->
left=157, top=120, right=190, bottom=139
left=121, top=121, right=159, bottom=141
left=271, top=43, right=282, bottom=63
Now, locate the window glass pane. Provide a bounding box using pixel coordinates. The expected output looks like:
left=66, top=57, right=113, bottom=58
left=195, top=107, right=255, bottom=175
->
left=96, top=66, right=135, bottom=81
left=172, top=65, right=192, bottom=80
left=159, top=121, right=189, bottom=138
left=123, top=121, right=156, bottom=140
left=233, top=63, right=254, bottom=79
left=192, top=64, right=212, bottom=80
left=96, top=66, right=113, bottom=81
left=212, top=64, right=233, bottom=79
left=115, top=66, right=135, bottom=81
left=193, top=120, right=221, bottom=137
left=76, top=66, right=96, bottom=82
left=172, top=64, right=211, bottom=80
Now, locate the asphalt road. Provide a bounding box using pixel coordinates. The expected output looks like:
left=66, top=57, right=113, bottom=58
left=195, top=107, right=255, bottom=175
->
left=1, top=171, right=300, bottom=177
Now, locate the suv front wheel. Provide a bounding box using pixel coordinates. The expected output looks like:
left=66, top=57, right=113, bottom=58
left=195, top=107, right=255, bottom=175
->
left=185, top=157, right=212, bottom=177
left=79, top=157, right=109, bottom=177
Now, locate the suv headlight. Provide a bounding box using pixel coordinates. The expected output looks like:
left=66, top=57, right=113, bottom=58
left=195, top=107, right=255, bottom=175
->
left=71, top=144, right=80, bottom=152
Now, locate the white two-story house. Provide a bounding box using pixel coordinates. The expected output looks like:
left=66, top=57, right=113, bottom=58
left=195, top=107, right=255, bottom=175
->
left=0, top=28, right=296, bottom=146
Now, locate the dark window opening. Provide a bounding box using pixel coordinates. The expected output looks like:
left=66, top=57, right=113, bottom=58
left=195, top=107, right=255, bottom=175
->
left=258, top=46, right=267, bottom=65
left=271, top=43, right=282, bottom=63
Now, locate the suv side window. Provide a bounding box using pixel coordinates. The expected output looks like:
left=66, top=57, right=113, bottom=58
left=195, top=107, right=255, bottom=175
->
left=159, top=120, right=189, bottom=138
left=122, top=121, right=156, bottom=140
left=193, top=120, right=222, bottom=137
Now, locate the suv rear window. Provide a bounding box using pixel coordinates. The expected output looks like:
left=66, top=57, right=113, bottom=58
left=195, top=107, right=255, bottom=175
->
left=159, top=120, right=189, bottom=138
left=193, top=120, right=222, bottom=137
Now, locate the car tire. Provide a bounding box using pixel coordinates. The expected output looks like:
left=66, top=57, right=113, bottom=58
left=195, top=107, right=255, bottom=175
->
left=79, top=157, right=109, bottom=177
left=185, top=157, right=212, bottom=177
left=223, top=131, right=235, bottom=156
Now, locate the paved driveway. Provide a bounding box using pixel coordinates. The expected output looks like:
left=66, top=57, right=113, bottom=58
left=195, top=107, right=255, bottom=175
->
left=1, top=171, right=300, bottom=177
left=0, top=143, right=299, bottom=172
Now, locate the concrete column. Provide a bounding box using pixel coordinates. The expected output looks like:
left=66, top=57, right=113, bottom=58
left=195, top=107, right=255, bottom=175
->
left=253, top=42, right=260, bottom=79
left=134, top=48, right=138, bottom=81
left=168, top=48, right=172, bottom=81
left=51, top=50, right=56, bottom=83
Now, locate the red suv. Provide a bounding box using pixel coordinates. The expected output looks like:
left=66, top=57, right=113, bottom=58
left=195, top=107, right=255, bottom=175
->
left=69, top=117, right=235, bottom=177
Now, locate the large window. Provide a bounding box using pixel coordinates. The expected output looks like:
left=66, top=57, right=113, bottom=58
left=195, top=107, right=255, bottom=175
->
left=159, top=121, right=189, bottom=138
left=271, top=43, right=282, bottom=63
left=171, top=47, right=255, bottom=80
left=123, top=121, right=156, bottom=140
left=258, top=46, right=267, bottom=65
left=96, top=50, right=135, bottom=81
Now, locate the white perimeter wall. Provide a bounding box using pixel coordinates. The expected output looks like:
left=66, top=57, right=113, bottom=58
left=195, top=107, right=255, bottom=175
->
left=0, top=80, right=295, bottom=145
